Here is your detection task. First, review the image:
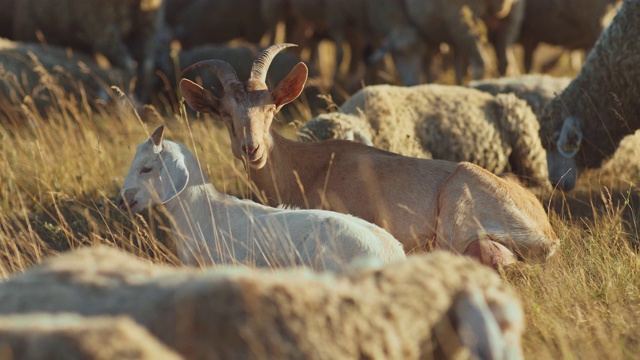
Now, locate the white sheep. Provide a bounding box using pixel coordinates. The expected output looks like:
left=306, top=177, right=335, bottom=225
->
left=0, top=246, right=525, bottom=359
left=118, top=125, right=405, bottom=271
left=298, top=83, right=551, bottom=188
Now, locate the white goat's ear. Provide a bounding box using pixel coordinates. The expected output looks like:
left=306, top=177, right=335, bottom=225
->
left=150, top=125, right=165, bottom=147
left=180, top=78, right=221, bottom=114
left=271, top=62, right=308, bottom=112
left=556, top=116, right=583, bottom=158
left=160, top=153, right=189, bottom=204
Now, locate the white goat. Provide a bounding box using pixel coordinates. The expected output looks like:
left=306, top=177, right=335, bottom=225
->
left=118, top=125, right=406, bottom=271
left=179, top=43, right=560, bottom=269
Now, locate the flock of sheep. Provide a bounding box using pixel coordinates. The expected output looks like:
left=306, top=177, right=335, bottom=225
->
left=0, top=0, right=639, bottom=359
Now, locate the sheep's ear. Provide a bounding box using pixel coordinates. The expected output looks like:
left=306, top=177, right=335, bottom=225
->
left=352, top=130, right=374, bottom=147
left=271, top=62, right=308, bottom=112
left=160, top=153, right=189, bottom=204
left=180, top=78, right=221, bottom=114
left=556, top=116, right=583, bottom=158
left=150, top=125, right=165, bottom=146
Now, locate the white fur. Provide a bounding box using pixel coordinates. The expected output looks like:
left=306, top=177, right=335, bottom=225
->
left=119, top=131, right=406, bottom=271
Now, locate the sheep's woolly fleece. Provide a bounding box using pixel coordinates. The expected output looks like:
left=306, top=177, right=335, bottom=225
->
left=305, top=84, right=550, bottom=187
left=0, top=313, right=183, bottom=360
left=539, top=0, right=640, bottom=170
left=0, top=246, right=524, bottom=359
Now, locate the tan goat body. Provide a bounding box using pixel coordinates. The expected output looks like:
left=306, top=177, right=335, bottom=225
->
left=180, top=44, right=559, bottom=268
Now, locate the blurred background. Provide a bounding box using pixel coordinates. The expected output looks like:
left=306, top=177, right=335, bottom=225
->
left=0, top=0, right=622, bottom=121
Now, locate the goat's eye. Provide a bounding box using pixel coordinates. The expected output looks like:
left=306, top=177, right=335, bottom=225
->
left=220, top=111, right=230, bottom=117
left=140, top=167, right=152, bottom=174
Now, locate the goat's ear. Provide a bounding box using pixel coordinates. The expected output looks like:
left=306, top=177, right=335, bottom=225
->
left=150, top=125, right=165, bottom=146
left=271, top=62, right=308, bottom=112
left=160, top=153, right=189, bottom=204
left=180, top=78, right=221, bottom=114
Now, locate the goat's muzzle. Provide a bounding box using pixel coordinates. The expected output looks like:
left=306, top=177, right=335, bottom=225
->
left=242, top=143, right=261, bottom=160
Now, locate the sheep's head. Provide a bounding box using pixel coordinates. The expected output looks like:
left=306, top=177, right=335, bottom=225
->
left=298, top=113, right=374, bottom=146
left=179, top=44, right=307, bottom=169
left=119, top=126, right=189, bottom=213
left=546, top=116, right=582, bottom=191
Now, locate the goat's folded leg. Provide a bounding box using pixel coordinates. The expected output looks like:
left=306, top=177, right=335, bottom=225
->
left=463, top=239, right=518, bottom=269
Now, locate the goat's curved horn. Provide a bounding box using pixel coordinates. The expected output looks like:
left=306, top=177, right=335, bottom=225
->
left=181, top=60, right=239, bottom=90
left=250, top=43, right=298, bottom=84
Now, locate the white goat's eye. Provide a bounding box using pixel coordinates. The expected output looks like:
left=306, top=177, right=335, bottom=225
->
left=140, top=167, right=152, bottom=174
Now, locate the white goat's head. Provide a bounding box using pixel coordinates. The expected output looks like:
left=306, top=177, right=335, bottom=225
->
left=118, top=125, right=190, bottom=213
left=179, top=43, right=307, bottom=169
left=546, top=116, right=583, bottom=191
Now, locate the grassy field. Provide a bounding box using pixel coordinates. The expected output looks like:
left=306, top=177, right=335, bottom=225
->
left=0, top=55, right=639, bottom=359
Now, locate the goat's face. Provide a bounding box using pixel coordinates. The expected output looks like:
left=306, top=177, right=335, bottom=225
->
left=119, top=140, right=164, bottom=213
left=217, top=85, right=278, bottom=169
left=180, top=44, right=308, bottom=169
left=119, top=126, right=189, bottom=212
left=546, top=116, right=582, bottom=191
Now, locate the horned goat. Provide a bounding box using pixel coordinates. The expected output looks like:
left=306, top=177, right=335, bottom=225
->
left=179, top=44, right=559, bottom=269
left=0, top=246, right=525, bottom=359
left=539, top=0, right=640, bottom=191
left=118, top=125, right=405, bottom=271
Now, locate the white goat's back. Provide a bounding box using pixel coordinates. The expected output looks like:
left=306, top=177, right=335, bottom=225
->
left=120, top=132, right=406, bottom=272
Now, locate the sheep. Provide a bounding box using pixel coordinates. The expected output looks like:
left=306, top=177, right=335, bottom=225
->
left=518, top=0, right=621, bottom=73
left=166, top=0, right=267, bottom=49
left=539, top=0, right=640, bottom=191
left=369, top=0, right=520, bottom=85
left=180, top=44, right=559, bottom=268
left=118, top=125, right=405, bottom=271
left=0, top=313, right=183, bottom=360
left=0, top=246, right=525, bottom=359
left=469, top=74, right=573, bottom=117
left=298, top=83, right=551, bottom=188
left=12, top=0, right=166, bottom=102
left=0, top=39, right=127, bottom=123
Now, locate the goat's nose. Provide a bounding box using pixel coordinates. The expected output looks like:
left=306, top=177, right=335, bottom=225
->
left=242, top=144, right=260, bottom=160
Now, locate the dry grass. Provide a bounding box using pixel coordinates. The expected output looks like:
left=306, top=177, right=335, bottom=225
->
left=0, top=52, right=639, bottom=360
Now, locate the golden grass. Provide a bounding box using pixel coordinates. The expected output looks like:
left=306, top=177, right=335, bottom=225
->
left=0, top=54, right=639, bottom=360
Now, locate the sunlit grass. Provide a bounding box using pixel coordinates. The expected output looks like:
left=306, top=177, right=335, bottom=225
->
left=0, top=49, right=639, bottom=359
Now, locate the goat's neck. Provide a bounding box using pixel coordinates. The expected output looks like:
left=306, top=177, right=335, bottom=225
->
left=247, top=130, right=327, bottom=207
